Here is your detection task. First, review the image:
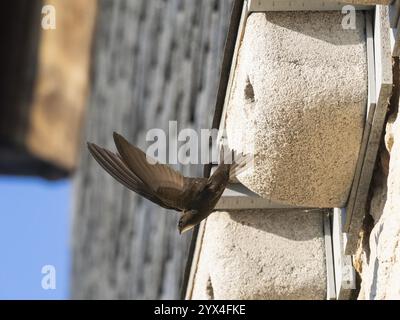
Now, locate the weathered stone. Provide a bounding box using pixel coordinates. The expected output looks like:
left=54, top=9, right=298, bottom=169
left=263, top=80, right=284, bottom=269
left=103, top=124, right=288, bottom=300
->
left=359, top=106, right=400, bottom=299
left=191, top=210, right=326, bottom=300
left=225, top=12, right=367, bottom=208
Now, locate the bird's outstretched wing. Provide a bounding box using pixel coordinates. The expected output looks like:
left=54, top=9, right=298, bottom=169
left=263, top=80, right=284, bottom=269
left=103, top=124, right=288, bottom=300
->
left=88, top=133, right=208, bottom=211
left=113, top=132, right=185, bottom=193
left=87, top=142, right=178, bottom=211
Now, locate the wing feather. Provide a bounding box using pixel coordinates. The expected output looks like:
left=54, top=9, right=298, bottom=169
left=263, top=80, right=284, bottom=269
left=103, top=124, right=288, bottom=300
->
left=113, top=132, right=185, bottom=193
left=87, top=142, right=178, bottom=211
left=88, top=133, right=211, bottom=212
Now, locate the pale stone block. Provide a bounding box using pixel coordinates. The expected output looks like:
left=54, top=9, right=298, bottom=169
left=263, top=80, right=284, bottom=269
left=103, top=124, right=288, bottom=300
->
left=191, top=210, right=326, bottom=300
left=225, top=12, right=368, bottom=207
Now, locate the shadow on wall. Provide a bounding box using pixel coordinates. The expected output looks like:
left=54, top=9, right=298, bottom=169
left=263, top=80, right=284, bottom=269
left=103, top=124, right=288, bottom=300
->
left=262, top=11, right=366, bottom=46
left=226, top=209, right=324, bottom=241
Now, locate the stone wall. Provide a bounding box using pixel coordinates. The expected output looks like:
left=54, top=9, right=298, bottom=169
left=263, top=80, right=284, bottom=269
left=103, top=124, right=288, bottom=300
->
left=191, top=210, right=327, bottom=300
left=225, top=11, right=367, bottom=208
left=188, top=9, right=368, bottom=299
left=357, top=61, right=400, bottom=299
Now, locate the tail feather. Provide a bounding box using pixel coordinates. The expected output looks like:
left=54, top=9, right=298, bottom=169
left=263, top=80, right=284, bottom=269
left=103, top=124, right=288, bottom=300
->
left=218, top=146, right=252, bottom=181
left=229, top=151, right=253, bottom=181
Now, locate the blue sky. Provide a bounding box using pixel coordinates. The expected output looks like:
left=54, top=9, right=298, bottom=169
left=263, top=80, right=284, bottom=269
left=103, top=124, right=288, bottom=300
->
left=0, top=176, right=70, bottom=299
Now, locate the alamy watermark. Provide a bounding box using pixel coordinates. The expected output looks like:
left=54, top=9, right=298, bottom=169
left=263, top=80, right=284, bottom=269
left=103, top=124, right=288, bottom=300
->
left=41, top=5, right=56, bottom=30
left=41, top=265, right=56, bottom=290
left=144, top=121, right=254, bottom=167
left=39, top=4, right=358, bottom=31
left=342, top=5, right=356, bottom=30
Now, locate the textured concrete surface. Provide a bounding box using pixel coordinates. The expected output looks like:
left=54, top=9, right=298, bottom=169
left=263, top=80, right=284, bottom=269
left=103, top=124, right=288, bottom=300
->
left=191, top=210, right=326, bottom=300
left=358, top=106, right=400, bottom=299
left=225, top=12, right=367, bottom=207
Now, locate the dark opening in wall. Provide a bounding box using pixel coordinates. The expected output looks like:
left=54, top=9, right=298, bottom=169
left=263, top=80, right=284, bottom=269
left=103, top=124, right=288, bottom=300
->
left=244, top=75, right=255, bottom=103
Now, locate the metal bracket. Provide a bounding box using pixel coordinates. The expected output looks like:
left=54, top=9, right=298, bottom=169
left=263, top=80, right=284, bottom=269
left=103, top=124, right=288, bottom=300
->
left=323, top=212, right=337, bottom=300
left=333, top=208, right=357, bottom=299
left=215, top=181, right=315, bottom=210
left=216, top=183, right=287, bottom=210
left=344, top=11, right=377, bottom=247
left=344, top=6, right=392, bottom=254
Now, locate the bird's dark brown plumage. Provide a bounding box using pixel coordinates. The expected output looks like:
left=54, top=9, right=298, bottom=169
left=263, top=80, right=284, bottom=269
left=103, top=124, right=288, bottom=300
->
left=87, top=132, right=249, bottom=233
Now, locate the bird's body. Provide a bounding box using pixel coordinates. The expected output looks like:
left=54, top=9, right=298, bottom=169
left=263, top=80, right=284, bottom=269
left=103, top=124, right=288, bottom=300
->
left=87, top=132, right=247, bottom=234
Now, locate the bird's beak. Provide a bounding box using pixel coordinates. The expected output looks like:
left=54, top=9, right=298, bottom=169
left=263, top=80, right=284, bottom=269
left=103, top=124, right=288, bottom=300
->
left=179, top=224, right=194, bottom=235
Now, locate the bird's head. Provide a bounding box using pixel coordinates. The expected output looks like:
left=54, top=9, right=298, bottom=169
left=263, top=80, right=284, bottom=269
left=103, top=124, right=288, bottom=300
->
left=178, top=211, right=200, bottom=234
